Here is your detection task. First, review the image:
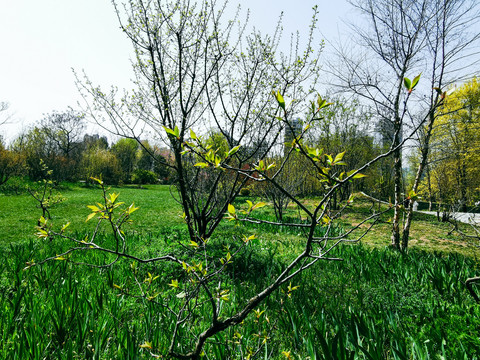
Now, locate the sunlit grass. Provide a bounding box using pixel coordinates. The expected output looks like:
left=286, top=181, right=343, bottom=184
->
left=2, top=185, right=480, bottom=358
left=0, top=184, right=183, bottom=245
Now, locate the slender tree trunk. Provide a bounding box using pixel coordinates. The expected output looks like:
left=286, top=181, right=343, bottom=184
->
left=427, top=164, right=433, bottom=211
left=402, top=111, right=436, bottom=250
left=391, top=145, right=402, bottom=249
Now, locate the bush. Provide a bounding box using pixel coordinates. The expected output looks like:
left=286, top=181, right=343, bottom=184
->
left=81, top=148, right=122, bottom=185
left=131, top=169, right=158, bottom=185
left=0, top=176, right=30, bottom=195
left=239, top=187, right=251, bottom=196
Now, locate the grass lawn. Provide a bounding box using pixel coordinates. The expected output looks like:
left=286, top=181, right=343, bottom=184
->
left=1, top=185, right=480, bottom=359
left=0, top=184, right=183, bottom=245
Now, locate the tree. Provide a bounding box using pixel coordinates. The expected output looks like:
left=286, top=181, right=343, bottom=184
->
left=80, top=146, right=122, bottom=185
left=330, top=0, right=480, bottom=250
left=11, top=111, right=87, bottom=181
left=77, top=0, right=323, bottom=243
left=136, top=139, right=155, bottom=172
left=0, top=138, right=24, bottom=186
left=111, top=138, right=139, bottom=183
left=41, top=110, right=86, bottom=180
left=32, top=1, right=427, bottom=358
left=255, top=152, right=306, bottom=222
left=0, top=101, right=12, bottom=126
left=41, top=110, right=85, bottom=159
left=152, top=146, right=172, bottom=183
left=307, top=97, right=379, bottom=201
left=420, top=78, right=480, bottom=209
left=400, top=0, right=480, bottom=248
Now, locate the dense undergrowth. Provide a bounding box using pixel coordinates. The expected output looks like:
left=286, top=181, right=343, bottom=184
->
left=1, top=232, right=480, bottom=359
left=1, top=185, right=480, bottom=359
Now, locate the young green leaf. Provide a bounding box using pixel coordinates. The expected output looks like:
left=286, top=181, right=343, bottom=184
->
left=333, top=151, right=345, bottom=163
left=139, top=341, right=153, bottom=349
left=168, top=279, right=179, bottom=288
left=86, top=212, right=97, bottom=222
left=194, top=162, right=209, bottom=168
left=411, top=73, right=421, bottom=90
left=227, top=145, right=241, bottom=157
left=274, top=91, right=285, bottom=110
left=404, top=77, right=412, bottom=91
left=190, top=128, right=197, bottom=140
left=252, top=202, right=267, bottom=211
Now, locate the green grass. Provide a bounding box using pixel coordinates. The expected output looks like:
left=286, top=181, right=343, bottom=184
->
left=1, top=185, right=480, bottom=359
left=0, top=184, right=183, bottom=244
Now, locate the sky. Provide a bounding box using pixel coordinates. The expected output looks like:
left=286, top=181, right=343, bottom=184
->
left=0, top=0, right=352, bottom=143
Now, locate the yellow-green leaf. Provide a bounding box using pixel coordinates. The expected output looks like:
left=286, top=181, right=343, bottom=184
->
left=169, top=279, right=179, bottom=288
left=87, top=205, right=100, bottom=212
left=190, top=128, right=197, bottom=140
left=86, top=212, right=97, bottom=222
left=194, top=162, right=209, bottom=168
left=127, top=203, right=139, bottom=215
left=139, top=341, right=153, bottom=349
left=252, top=202, right=266, bottom=211
left=274, top=91, right=285, bottom=110
left=109, top=192, right=119, bottom=203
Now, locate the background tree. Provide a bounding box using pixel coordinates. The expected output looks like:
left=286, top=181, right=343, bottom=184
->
left=136, top=139, right=154, bottom=172
left=330, top=0, right=480, bottom=250
left=80, top=146, right=122, bottom=185
left=41, top=110, right=86, bottom=180
left=152, top=145, right=173, bottom=183
left=307, top=97, right=379, bottom=202
left=0, top=101, right=12, bottom=126
left=111, top=138, right=138, bottom=183
left=41, top=110, right=85, bottom=159
left=0, top=137, right=24, bottom=186
left=12, top=127, right=60, bottom=181
left=11, top=111, right=87, bottom=181
left=420, top=78, right=480, bottom=210
left=82, top=133, right=109, bottom=151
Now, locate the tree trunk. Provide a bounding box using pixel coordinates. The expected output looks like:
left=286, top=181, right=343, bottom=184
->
left=402, top=110, right=436, bottom=250
left=391, top=145, right=402, bottom=249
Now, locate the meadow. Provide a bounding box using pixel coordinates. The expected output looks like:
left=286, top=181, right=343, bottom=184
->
left=1, top=184, right=480, bottom=359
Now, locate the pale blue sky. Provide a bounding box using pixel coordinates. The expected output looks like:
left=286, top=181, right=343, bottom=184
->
left=0, top=0, right=352, bottom=142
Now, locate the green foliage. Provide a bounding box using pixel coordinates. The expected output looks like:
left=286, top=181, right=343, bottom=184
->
left=421, top=78, right=480, bottom=209
left=0, top=176, right=30, bottom=195
left=81, top=147, right=122, bottom=185
left=240, top=187, right=251, bottom=196
left=0, top=141, right=24, bottom=186
left=1, top=238, right=479, bottom=359
left=111, top=138, right=139, bottom=183
left=131, top=169, right=158, bottom=185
